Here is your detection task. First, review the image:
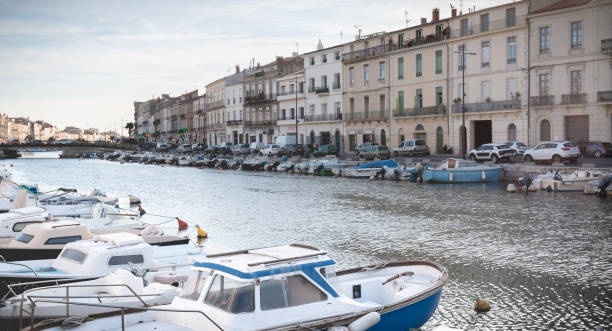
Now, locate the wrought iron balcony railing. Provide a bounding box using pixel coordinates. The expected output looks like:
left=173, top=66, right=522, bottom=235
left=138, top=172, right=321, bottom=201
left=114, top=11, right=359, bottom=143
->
left=561, top=93, right=587, bottom=105
left=597, top=90, right=612, bottom=103
left=303, top=113, right=342, bottom=122
left=226, top=120, right=243, bottom=126
left=393, top=105, right=446, bottom=117
left=243, top=119, right=277, bottom=127
left=530, top=95, right=554, bottom=106
left=345, top=110, right=388, bottom=121
left=451, top=99, right=520, bottom=113
left=315, top=87, right=329, bottom=94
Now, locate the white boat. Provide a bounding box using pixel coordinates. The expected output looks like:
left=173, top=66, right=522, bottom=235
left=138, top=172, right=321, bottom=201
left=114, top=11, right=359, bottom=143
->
left=0, top=268, right=179, bottom=326
left=540, top=170, right=602, bottom=192
left=177, top=156, right=194, bottom=166
left=0, top=232, right=203, bottom=298
left=34, top=244, right=447, bottom=331
left=18, top=149, right=62, bottom=159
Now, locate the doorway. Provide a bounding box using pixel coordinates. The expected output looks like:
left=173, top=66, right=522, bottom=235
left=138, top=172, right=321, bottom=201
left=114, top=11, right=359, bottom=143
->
left=473, top=120, right=492, bottom=149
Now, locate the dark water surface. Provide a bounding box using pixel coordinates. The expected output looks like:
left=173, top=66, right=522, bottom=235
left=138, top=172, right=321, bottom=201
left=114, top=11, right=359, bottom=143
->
left=9, top=159, right=612, bottom=330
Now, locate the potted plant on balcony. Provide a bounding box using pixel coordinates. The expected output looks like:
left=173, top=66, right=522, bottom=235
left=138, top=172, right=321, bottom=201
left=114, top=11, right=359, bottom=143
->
left=485, top=97, right=492, bottom=103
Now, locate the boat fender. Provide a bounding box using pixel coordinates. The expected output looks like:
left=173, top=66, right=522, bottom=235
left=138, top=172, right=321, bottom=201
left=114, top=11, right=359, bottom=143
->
left=481, top=170, right=486, bottom=180
left=348, top=312, right=380, bottom=331
left=449, top=173, right=453, bottom=182
left=506, top=184, right=516, bottom=192
left=177, top=217, right=189, bottom=231
left=474, top=298, right=491, bottom=313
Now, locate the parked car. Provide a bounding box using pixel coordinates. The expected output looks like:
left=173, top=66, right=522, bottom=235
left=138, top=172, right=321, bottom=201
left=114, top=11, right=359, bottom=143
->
left=260, top=144, right=281, bottom=156
left=579, top=141, right=611, bottom=158
left=354, top=142, right=378, bottom=155
left=360, top=145, right=391, bottom=160
left=156, top=142, right=172, bottom=151
left=523, top=141, right=580, bottom=163
left=279, top=144, right=304, bottom=156
left=177, top=144, right=192, bottom=153
left=232, top=144, right=250, bottom=155
left=313, top=144, right=337, bottom=157
left=191, top=143, right=205, bottom=152
left=393, top=139, right=427, bottom=157
left=249, top=142, right=266, bottom=153
left=468, top=143, right=515, bottom=163
left=204, top=145, right=216, bottom=155
left=505, top=141, right=528, bottom=155
left=214, top=142, right=234, bottom=155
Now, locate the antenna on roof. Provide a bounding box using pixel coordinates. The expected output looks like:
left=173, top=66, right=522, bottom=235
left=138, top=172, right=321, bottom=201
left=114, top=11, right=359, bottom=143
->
left=460, top=0, right=463, bottom=15
left=404, top=9, right=411, bottom=27
left=295, top=42, right=299, bottom=55
left=353, top=25, right=362, bottom=39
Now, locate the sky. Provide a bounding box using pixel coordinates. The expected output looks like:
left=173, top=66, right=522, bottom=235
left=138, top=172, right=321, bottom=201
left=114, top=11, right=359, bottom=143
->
left=0, top=0, right=509, bottom=131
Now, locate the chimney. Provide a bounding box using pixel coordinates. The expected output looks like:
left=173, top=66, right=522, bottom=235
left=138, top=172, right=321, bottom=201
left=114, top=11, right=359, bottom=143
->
left=452, top=8, right=457, bottom=17
left=235, top=65, right=240, bottom=74
left=432, top=8, right=439, bottom=22
left=421, top=17, right=427, bottom=24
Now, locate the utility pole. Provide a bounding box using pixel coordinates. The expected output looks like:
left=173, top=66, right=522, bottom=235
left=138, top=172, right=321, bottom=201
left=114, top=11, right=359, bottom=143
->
left=455, top=47, right=476, bottom=159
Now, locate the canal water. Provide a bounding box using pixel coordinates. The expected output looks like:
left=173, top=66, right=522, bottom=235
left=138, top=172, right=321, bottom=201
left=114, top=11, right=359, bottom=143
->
left=8, top=159, right=612, bottom=330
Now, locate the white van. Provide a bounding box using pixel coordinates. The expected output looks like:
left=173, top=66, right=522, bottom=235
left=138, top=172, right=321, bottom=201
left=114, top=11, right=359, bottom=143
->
left=274, top=135, right=296, bottom=147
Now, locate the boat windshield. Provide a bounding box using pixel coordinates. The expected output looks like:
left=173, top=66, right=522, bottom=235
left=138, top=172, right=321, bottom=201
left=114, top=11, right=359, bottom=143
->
left=15, top=233, right=33, bottom=243
left=179, top=270, right=209, bottom=300
left=204, top=274, right=254, bottom=313
left=259, top=274, right=327, bottom=311
left=60, top=248, right=87, bottom=264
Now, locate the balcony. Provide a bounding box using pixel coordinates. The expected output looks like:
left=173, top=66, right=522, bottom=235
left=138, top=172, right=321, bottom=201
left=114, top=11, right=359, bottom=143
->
left=196, top=109, right=204, bottom=115
left=530, top=95, right=554, bottom=107
left=226, top=120, right=243, bottom=126
left=244, top=93, right=276, bottom=104
left=315, top=87, right=329, bottom=95
left=393, top=105, right=446, bottom=118
left=598, top=90, right=612, bottom=103
left=342, top=44, right=391, bottom=63
left=304, top=113, right=342, bottom=122
left=602, top=39, right=612, bottom=53
left=205, top=123, right=223, bottom=130
left=394, top=31, right=449, bottom=50
left=561, top=93, right=587, bottom=105
left=451, top=15, right=526, bottom=38
left=346, top=110, right=388, bottom=122
left=451, top=99, right=520, bottom=113
left=206, top=100, right=225, bottom=109
left=243, top=119, right=277, bottom=127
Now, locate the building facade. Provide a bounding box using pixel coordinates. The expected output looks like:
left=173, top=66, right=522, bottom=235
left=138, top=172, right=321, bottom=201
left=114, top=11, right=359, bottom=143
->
left=276, top=70, right=305, bottom=142
left=205, top=77, right=227, bottom=145
left=225, top=68, right=245, bottom=144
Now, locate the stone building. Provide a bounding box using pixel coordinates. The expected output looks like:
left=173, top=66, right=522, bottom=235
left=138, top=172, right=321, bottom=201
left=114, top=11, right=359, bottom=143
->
left=205, top=77, right=227, bottom=145
left=225, top=67, right=245, bottom=144
left=276, top=69, right=305, bottom=142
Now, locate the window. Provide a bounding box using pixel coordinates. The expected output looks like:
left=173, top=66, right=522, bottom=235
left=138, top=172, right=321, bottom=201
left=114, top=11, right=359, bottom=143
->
left=349, top=98, right=355, bottom=113
left=539, top=73, right=550, bottom=96
left=281, top=109, right=286, bottom=120
left=333, top=73, right=340, bottom=89
left=299, top=82, right=304, bottom=93
left=435, top=86, right=443, bottom=105
left=416, top=29, right=423, bottom=40
left=435, top=50, right=443, bottom=74
left=321, top=75, right=327, bottom=89
left=309, top=57, right=315, bottom=65
left=350, top=44, right=354, bottom=52
left=540, top=120, right=551, bottom=141
left=460, top=19, right=469, bottom=36
left=379, top=61, right=385, bottom=80
left=45, top=235, right=82, bottom=245
left=364, top=96, right=370, bottom=114
left=289, top=83, right=294, bottom=94
left=12, top=221, right=40, bottom=232
left=507, top=78, right=518, bottom=100
left=480, top=14, right=489, bottom=32
left=508, top=124, right=517, bottom=141
left=335, top=51, right=340, bottom=60
left=322, top=54, right=327, bottom=63
left=436, top=24, right=443, bottom=38
left=363, top=64, right=369, bottom=85
left=570, top=70, right=582, bottom=94
left=397, top=91, right=405, bottom=111
left=259, top=275, right=327, bottom=311
left=205, top=275, right=255, bottom=313
left=540, top=27, right=550, bottom=53
left=506, top=7, right=516, bottom=27
left=415, top=89, right=423, bottom=108
left=16, top=232, right=33, bottom=243
left=309, top=104, right=315, bottom=115
left=349, top=67, right=355, bottom=86
left=458, top=45, right=465, bottom=71
left=397, top=57, right=404, bottom=79
left=299, top=107, right=304, bottom=118
left=309, top=78, right=315, bottom=92
left=379, top=94, right=385, bottom=112
left=179, top=271, right=209, bottom=300
left=481, top=41, right=490, bottom=68
left=415, top=54, right=423, bottom=77
left=108, top=254, right=144, bottom=266
left=61, top=248, right=87, bottom=264
left=458, top=83, right=467, bottom=102
left=334, top=102, right=341, bottom=115
left=507, top=36, right=517, bottom=64
left=321, top=104, right=327, bottom=115
left=571, top=22, right=582, bottom=49
left=280, top=86, right=286, bottom=95
left=481, top=81, right=490, bottom=101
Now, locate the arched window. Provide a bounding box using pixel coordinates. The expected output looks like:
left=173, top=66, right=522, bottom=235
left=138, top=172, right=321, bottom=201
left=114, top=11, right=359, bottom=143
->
left=540, top=120, right=551, bottom=141
left=415, top=124, right=425, bottom=131
left=507, top=124, right=517, bottom=141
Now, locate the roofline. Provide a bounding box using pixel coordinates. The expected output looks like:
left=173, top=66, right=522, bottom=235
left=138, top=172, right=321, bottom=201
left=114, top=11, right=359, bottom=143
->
left=301, top=44, right=345, bottom=56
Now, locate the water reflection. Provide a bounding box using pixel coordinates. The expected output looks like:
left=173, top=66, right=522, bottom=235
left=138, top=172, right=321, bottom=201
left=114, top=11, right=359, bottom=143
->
left=9, top=159, right=612, bottom=329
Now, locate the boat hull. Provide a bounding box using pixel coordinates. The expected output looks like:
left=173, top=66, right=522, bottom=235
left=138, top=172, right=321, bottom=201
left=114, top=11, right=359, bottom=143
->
left=372, top=288, right=442, bottom=331
left=422, top=167, right=503, bottom=183
left=18, top=151, right=62, bottom=159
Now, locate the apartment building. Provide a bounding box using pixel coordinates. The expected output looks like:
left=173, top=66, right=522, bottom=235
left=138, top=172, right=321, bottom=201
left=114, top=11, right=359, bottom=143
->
left=342, top=32, right=392, bottom=152
left=446, top=1, right=529, bottom=154
left=387, top=9, right=451, bottom=153
left=225, top=68, right=245, bottom=144
left=243, top=56, right=303, bottom=144
left=528, top=0, right=612, bottom=144
left=192, top=95, right=206, bottom=144
left=205, top=77, right=227, bottom=145
left=276, top=70, right=305, bottom=141
left=302, top=43, right=345, bottom=151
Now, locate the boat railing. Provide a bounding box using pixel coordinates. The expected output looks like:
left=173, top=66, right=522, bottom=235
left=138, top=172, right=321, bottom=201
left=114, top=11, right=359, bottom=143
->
left=0, top=259, right=38, bottom=277
left=2, top=277, right=97, bottom=301
left=19, top=297, right=224, bottom=331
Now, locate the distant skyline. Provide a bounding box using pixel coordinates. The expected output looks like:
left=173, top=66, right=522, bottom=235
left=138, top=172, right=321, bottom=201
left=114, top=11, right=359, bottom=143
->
left=0, top=0, right=509, bottom=130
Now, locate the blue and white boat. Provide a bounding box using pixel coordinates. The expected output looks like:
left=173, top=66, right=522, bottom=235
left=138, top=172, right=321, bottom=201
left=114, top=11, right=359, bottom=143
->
left=422, top=158, right=503, bottom=183
left=37, top=244, right=447, bottom=331
left=343, top=159, right=399, bottom=178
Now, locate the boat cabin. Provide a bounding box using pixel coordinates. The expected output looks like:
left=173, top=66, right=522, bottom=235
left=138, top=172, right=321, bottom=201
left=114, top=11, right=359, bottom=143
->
left=441, top=158, right=480, bottom=169
left=163, top=244, right=378, bottom=330
left=7, top=220, right=92, bottom=249
left=0, top=207, right=50, bottom=240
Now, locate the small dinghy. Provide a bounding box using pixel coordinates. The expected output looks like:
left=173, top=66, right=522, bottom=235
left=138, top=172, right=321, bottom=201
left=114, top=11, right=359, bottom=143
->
left=240, top=158, right=266, bottom=171
left=33, top=244, right=447, bottom=331
left=422, top=158, right=503, bottom=183
left=343, top=160, right=398, bottom=179
left=540, top=170, right=602, bottom=192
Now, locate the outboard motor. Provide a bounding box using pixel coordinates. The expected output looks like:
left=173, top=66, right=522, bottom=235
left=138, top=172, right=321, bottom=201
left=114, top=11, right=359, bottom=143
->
left=553, top=170, right=562, bottom=181
left=517, top=173, right=534, bottom=193
left=598, top=174, right=612, bottom=197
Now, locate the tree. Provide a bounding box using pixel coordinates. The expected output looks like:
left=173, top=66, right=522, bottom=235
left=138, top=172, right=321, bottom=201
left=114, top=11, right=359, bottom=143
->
left=125, top=122, right=135, bottom=137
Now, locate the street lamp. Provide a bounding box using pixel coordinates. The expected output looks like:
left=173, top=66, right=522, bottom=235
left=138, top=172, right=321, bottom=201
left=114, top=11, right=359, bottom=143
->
left=454, top=48, right=476, bottom=159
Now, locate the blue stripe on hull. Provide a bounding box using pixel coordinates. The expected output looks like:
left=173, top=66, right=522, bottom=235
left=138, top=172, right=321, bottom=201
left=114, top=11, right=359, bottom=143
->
left=422, top=168, right=502, bottom=183
left=368, top=289, right=443, bottom=331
